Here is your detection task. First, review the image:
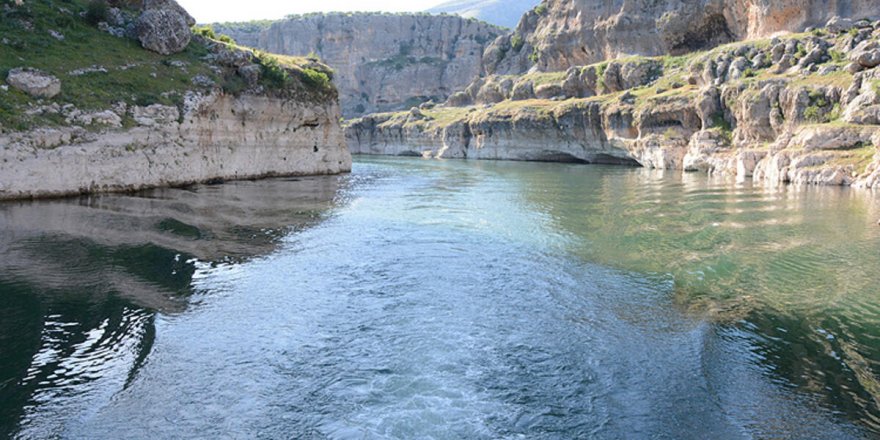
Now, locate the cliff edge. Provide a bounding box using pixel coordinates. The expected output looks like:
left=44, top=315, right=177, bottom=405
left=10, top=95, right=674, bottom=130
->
left=0, top=0, right=351, bottom=200
left=485, top=0, right=879, bottom=75
left=214, top=13, right=504, bottom=118
left=347, top=19, right=880, bottom=188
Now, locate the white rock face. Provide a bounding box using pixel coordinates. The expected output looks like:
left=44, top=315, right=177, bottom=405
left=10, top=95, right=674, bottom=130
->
left=0, top=93, right=351, bottom=200
left=486, top=0, right=880, bottom=75
left=6, top=68, right=61, bottom=98
left=215, top=13, right=504, bottom=117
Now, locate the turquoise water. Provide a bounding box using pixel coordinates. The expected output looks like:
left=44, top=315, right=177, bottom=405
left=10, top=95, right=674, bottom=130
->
left=1, top=157, right=879, bottom=439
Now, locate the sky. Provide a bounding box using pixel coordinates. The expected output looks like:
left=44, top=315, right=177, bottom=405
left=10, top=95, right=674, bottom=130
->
left=177, top=0, right=448, bottom=24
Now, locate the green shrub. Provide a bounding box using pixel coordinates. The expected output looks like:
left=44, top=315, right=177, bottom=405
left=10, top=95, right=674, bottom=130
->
left=711, top=113, right=732, bottom=133
left=300, top=68, right=331, bottom=90
left=193, top=25, right=236, bottom=45
left=534, top=3, right=547, bottom=15
left=193, top=25, right=218, bottom=39
left=510, top=34, right=524, bottom=51
left=804, top=105, right=822, bottom=122
left=259, top=54, right=290, bottom=88
left=85, top=0, right=108, bottom=26
left=808, top=90, right=828, bottom=108
left=528, top=47, right=540, bottom=64
left=743, top=68, right=756, bottom=78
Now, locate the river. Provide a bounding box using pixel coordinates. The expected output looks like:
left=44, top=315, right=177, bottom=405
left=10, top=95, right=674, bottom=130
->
left=1, top=157, right=879, bottom=439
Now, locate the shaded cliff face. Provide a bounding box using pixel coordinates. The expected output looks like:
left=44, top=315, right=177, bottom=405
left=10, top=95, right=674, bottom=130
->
left=486, top=0, right=880, bottom=75
left=214, top=14, right=504, bottom=118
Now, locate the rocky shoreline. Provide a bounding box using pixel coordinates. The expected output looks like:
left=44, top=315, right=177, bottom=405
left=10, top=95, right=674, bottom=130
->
left=347, top=18, right=880, bottom=188
left=0, top=93, right=350, bottom=200
left=1, top=0, right=351, bottom=201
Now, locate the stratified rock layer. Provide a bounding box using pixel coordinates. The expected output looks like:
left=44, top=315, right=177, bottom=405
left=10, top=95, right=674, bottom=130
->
left=486, top=0, right=880, bottom=75
left=214, top=14, right=504, bottom=117
left=347, top=25, right=880, bottom=188
left=0, top=94, right=351, bottom=200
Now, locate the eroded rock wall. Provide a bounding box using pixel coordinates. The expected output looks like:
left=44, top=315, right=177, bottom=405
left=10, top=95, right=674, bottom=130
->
left=0, top=93, right=351, bottom=200
left=347, top=24, right=880, bottom=188
left=215, top=14, right=504, bottom=118
left=485, top=0, right=879, bottom=75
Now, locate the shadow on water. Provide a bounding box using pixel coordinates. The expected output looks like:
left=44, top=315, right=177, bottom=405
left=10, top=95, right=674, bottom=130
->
left=0, top=176, right=344, bottom=439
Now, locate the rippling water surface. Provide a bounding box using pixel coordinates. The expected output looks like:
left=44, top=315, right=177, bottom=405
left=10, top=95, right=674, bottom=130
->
left=1, top=157, right=880, bottom=439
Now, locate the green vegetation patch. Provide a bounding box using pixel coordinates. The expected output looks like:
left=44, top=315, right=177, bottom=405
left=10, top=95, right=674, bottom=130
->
left=519, top=71, right=566, bottom=87
left=0, top=0, right=338, bottom=133
left=0, top=0, right=218, bottom=131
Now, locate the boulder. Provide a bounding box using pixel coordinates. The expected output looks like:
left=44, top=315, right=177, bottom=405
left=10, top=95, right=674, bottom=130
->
left=797, top=48, right=826, bottom=69
left=142, top=0, right=195, bottom=27
left=857, top=49, right=880, bottom=69
left=446, top=91, right=472, bottom=107
left=787, top=125, right=875, bottom=151
left=510, top=80, right=535, bottom=101
left=135, top=0, right=193, bottom=55
left=6, top=68, right=61, bottom=98
left=826, top=16, right=855, bottom=34
left=534, top=83, right=563, bottom=99
left=476, top=82, right=506, bottom=104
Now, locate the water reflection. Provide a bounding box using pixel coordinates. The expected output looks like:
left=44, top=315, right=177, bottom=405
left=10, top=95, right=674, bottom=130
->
left=0, top=176, right=343, bottom=439
left=2, top=157, right=879, bottom=438
left=508, top=162, right=880, bottom=433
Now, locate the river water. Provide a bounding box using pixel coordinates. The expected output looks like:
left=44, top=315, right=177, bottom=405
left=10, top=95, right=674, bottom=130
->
left=1, top=157, right=879, bottom=439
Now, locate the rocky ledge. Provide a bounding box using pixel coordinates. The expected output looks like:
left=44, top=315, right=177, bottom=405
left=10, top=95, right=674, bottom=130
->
left=0, top=0, right=351, bottom=200
left=347, top=20, right=880, bottom=188
left=0, top=92, right=349, bottom=200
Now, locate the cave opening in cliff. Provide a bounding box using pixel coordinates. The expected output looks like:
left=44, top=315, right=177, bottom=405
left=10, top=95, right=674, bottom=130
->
left=669, top=13, right=735, bottom=55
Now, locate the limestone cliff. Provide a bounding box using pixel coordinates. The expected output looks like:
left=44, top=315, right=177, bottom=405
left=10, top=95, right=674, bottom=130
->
left=347, top=22, right=880, bottom=188
left=485, top=0, right=880, bottom=75
left=0, top=0, right=350, bottom=200
left=213, top=13, right=504, bottom=118
left=0, top=93, right=348, bottom=200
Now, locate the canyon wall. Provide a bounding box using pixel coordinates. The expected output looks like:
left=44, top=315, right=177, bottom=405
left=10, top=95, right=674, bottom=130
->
left=0, top=93, right=350, bottom=200
left=347, top=22, right=880, bottom=188
left=485, top=0, right=880, bottom=75
left=214, top=14, right=504, bottom=117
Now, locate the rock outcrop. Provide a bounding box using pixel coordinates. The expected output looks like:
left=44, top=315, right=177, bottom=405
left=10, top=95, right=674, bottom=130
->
left=485, top=0, right=879, bottom=75
left=214, top=13, right=504, bottom=117
left=135, top=0, right=195, bottom=55
left=0, top=92, right=350, bottom=200
left=347, top=23, right=880, bottom=188
left=6, top=68, right=61, bottom=98
left=0, top=2, right=351, bottom=200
